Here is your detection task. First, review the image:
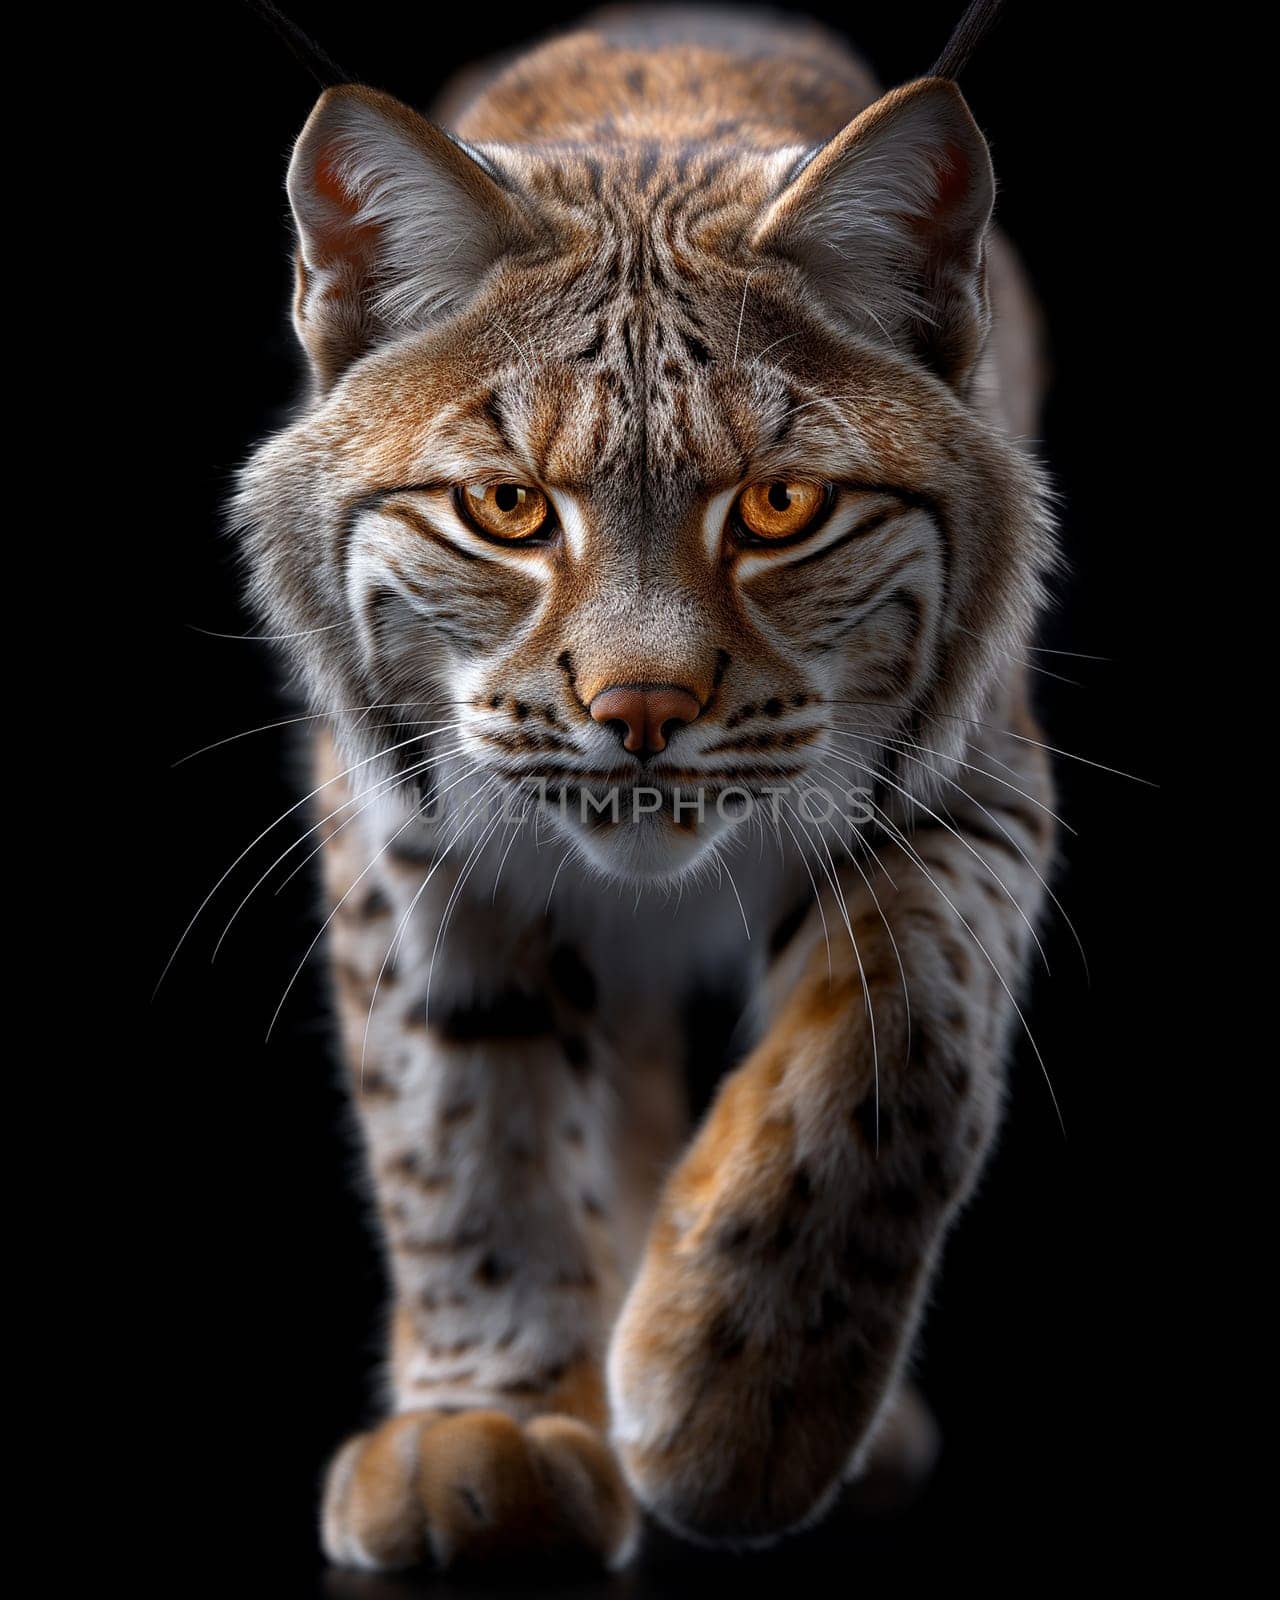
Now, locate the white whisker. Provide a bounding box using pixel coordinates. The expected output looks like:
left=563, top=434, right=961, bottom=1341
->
left=867, top=734, right=1090, bottom=982
left=269, top=742, right=469, bottom=899
left=868, top=794, right=1065, bottom=1137
left=421, top=779, right=506, bottom=1031
left=773, top=800, right=832, bottom=982
left=172, top=705, right=456, bottom=767
left=154, top=725, right=458, bottom=994
left=820, top=744, right=1051, bottom=977
left=732, top=267, right=757, bottom=366
left=545, top=847, right=574, bottom=915
left=265, top=806, right=425, bottom=1043
left=213, top=744, right=463, bottom=960
left=783, top=795, right=881, bottom=1152
left=187, top=622, right=347, bottom=643
left=360, top=775, right=498, bottom=1080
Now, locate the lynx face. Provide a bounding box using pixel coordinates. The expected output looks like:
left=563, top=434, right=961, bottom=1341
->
left=239, top=80, right=1051, bottom=884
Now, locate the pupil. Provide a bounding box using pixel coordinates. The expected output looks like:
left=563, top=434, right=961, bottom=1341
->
left=495, top=484, right=520, bottom=513
left=768, top=483, right=792, bottom=511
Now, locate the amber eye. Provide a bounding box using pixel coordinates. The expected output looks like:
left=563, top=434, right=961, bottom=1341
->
left=735, top=481, right=830, bottom=543
left=456, top=482, right=551, bottom=542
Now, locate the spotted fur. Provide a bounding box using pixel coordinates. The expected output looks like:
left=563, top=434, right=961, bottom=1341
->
left=237, top=6, right=1057, bottom=1571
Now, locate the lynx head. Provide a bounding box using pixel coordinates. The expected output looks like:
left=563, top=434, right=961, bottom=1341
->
left=238, top=72, right=1052, bottom=885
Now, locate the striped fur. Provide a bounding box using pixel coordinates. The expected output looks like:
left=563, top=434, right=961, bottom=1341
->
left=236, top=6, right=1057, bottom=1571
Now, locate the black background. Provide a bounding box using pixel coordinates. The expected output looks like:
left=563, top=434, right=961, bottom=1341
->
left=139, top=4, right=1165, bottom=1592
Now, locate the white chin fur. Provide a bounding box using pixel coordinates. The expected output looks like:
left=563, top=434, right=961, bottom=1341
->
left=549, top=808, right=732, bottom=885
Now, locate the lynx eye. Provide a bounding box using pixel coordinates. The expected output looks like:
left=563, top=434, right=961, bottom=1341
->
left=734, top=480, right=830, bottom=543
left=456, top=482, right=551, bottom=542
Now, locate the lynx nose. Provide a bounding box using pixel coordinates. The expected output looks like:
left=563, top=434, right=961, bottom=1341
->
left=589, top=684, right=702, bottom=757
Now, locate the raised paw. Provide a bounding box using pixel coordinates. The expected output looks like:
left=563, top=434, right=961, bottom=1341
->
left=322, top=1409, right=638, bottom=1572
left=607, top=1075, right=933, bottom=1543
left=608, top=1231, right=875, bottom=1545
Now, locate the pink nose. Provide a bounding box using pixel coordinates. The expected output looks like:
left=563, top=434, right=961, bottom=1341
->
left=589, top=684, right=702, bottom=756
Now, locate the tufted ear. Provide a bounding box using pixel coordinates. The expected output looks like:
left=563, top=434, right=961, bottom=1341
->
left=287, top=85, right=530, bottom=388
left=752, top=78, right=995, bottom=391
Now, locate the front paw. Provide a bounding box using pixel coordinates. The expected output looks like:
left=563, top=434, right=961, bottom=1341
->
left=322, top=1409, right=638, bottom=1572
left=608, top=1201, right=915, bottom=1545
left=605, top=1037, right=939, bottom=1548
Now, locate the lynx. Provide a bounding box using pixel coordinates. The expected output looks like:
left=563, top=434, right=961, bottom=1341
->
left=235, top=5, right=1056, bottom=1570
